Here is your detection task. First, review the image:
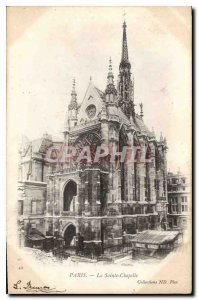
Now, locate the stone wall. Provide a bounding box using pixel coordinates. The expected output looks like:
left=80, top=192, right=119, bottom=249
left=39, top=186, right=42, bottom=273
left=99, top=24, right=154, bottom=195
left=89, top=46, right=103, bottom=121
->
left=21, top=182, right=47, bottom=216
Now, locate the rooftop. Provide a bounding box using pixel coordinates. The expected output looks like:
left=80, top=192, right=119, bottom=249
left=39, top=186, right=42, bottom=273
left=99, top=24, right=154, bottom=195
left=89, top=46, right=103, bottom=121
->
left=132, top=230, right=180, bottom=245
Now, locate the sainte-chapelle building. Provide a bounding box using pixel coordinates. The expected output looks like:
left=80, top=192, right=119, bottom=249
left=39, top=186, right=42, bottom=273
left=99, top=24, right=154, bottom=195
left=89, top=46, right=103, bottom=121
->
left=18, top=21, right=168, bottom=255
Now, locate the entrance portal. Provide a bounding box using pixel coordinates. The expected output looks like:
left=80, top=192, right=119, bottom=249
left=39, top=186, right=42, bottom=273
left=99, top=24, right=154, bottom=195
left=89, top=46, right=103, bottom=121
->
left=64, top=224, right=76, bottom=248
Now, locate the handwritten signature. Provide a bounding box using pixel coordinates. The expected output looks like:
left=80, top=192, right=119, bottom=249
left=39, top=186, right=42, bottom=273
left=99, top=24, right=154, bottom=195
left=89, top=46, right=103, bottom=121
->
left=13, top=280, right=67, bottom=294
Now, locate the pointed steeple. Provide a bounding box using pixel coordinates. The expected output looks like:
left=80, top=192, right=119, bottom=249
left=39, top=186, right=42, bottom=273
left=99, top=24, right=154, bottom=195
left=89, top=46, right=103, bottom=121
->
left=105, top=57, right=117, bottom=104
left=117, top=20, right=135, bottom=120
left=121, top=20, right=129, bottom=62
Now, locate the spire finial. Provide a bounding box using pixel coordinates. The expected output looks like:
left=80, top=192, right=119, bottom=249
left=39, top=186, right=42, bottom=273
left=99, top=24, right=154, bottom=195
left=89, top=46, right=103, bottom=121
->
left=71, top=78, right=76, bottom=95
left=140, top=102, right=144, bottom=118
left=109, top=57, right=112, bottom=71
left=67, top=78, right=78, bottom=128
left=107, top=57, right=114, bottom=81
left=70, top=77, right=77, bottom=103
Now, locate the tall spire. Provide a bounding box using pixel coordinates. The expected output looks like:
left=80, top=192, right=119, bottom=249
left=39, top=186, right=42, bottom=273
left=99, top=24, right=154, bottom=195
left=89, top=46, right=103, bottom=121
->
left=121, top=20, right=129, bottom=62
left=117, top=20, right=135, bottom=119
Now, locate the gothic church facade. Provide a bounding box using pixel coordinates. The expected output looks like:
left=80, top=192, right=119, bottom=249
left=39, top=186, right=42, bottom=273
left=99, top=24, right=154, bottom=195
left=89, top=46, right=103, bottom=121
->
left=18, top=21, right=168, bottom=255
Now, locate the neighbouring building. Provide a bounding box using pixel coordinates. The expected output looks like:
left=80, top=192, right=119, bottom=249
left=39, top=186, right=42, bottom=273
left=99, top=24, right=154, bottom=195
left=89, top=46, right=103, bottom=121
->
left=18, top=20, right=169, bottom=257
left=167, top=172, right=191, bottom=232
left=131, top=230, right=182, bottom=258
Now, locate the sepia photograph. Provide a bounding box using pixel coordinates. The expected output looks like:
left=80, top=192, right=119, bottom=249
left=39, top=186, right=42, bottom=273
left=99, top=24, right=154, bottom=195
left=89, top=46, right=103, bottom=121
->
left=6, top=6, right=192, bottom=294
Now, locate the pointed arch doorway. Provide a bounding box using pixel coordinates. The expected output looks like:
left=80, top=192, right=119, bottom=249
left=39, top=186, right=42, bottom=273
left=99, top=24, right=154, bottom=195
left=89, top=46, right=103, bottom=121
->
left=64, top=223, right=76, bottom=249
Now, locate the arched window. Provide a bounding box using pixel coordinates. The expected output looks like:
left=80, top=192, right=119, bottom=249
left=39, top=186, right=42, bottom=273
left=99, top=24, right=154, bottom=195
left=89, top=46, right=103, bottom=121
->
left=63, top=181, right=77, bottom=211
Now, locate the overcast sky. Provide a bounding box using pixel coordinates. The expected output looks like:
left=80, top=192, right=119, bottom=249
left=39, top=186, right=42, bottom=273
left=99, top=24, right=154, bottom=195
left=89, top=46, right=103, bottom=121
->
left=7, top=6, right=191, bottom=174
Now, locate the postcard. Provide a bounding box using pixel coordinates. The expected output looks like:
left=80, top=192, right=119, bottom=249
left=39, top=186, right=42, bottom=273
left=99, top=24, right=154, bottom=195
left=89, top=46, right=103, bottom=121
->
left=7, top=6, right=192, bottom=294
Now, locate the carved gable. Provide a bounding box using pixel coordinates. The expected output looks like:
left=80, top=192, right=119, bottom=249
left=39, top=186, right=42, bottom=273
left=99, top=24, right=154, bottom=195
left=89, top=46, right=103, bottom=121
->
left=77, top=81, right=105, bottom=124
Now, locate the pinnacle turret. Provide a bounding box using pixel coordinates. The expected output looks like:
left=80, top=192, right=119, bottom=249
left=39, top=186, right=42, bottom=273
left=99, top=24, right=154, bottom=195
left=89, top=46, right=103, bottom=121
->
left=105, top=57, right=117, bottom=104
left=69, top=78, right=78, bottom=110
left=68, top=78, right=78, bottom=128
left=140, top=103, right=144, bottom=119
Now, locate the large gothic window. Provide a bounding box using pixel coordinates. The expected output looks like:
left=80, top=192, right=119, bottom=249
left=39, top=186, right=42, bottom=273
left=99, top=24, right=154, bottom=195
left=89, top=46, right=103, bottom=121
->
left=73, top=132, right=101, bottom=167
left=63, top=180, right=77, bottom=211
